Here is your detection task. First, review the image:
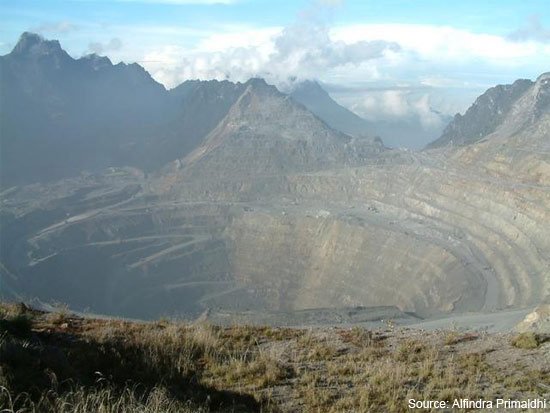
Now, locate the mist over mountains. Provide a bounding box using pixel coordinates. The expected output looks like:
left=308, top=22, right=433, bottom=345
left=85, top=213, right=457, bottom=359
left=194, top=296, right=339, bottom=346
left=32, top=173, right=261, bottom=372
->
left=289, top=80, right=452, bottom=148
left=0, top=33, right=548, bottom=323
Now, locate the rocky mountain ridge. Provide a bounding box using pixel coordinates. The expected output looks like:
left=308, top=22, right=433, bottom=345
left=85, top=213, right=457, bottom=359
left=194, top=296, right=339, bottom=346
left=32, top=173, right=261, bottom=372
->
left=1, top=33, right=387, bottom=188
left=427, top=77, right=536, bottom=148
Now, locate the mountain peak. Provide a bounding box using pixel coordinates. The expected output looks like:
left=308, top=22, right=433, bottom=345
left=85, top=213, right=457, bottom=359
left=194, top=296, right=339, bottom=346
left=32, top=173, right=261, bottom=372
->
left=289, top=79, right=377, bottom=139
left=12, top=32, right=64, bottom=57
left=80, top=53, right=113, bottom=71
left=245, top=77, right=268, bottom=86
left=291, top=80, right=330, bottom=99
left=243, top=77, right=280, bottom=95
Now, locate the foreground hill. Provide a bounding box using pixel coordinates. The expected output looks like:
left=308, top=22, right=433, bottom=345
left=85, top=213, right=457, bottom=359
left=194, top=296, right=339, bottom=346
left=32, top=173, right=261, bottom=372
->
left=1, top=302, right=548, bottom=412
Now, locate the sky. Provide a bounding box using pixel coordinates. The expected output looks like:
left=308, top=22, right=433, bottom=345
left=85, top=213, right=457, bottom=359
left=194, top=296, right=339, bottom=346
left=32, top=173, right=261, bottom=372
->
left=1, top=0, right=549, bottom=129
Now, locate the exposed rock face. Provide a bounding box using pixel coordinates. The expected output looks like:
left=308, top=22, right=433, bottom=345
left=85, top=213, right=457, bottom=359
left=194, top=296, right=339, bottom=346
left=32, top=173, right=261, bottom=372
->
left=448, top=72, right=550, bottom=185
left=427, top=78, right=534, bottom=148
left=172, top=78, right=384, bottom=182
left=515, top=304, right=550, bottom=333
left=0, top=34, right=548, bottom=321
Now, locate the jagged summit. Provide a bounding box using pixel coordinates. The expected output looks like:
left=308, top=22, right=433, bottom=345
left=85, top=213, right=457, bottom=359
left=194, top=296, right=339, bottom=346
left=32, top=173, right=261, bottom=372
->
left=242, top=77, right=282, bottom=98
left=0, top=32, right=170, bottom=185
left=426, top=72, right=550, bottom=185
left=79, top=53, right=113, bottom=71
left=11, top=31, right=65, bottom=58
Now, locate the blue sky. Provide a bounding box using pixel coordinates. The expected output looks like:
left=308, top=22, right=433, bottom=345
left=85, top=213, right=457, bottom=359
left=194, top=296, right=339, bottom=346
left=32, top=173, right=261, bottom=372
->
left=1, top=0, right=549, bottom=129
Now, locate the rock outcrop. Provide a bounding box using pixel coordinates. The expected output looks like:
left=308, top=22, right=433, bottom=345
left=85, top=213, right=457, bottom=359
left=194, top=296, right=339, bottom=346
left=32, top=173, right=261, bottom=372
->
left=515, top=304, right=550, bottom=333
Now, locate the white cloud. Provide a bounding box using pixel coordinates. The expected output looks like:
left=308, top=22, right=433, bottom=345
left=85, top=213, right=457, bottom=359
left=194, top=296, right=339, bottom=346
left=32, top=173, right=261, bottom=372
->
left=140, top=19, right=399, bottom=88
left=314, top=0, right=345, bottom=7
left=351, top=89, right=445, bottom=130
left=420, top=76, right=467, bottom=88
left=331, top=24, right=542, bottom=62
left=134, top=20, right=549, bottom=92
left=268, top=21, right=399, bottom=80
left=413, top=95, right=444, bottom=129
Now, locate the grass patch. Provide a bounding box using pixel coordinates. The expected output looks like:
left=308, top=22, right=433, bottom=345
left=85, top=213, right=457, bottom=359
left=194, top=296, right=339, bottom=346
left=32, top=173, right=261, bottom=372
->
left=1, top=302, right=549, bottom=413
left=510, top=332, right=543, bottom=349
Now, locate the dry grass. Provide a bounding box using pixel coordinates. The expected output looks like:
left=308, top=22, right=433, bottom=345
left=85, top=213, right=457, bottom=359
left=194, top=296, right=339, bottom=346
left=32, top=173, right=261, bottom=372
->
left=1, top=302, right=549, bottom=413
left=0, top=385, right=205, bottom=413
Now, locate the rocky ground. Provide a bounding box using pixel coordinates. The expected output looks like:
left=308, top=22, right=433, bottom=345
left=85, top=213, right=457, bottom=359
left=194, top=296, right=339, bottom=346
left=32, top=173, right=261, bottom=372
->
left=1, top=302, right=549, bottom=412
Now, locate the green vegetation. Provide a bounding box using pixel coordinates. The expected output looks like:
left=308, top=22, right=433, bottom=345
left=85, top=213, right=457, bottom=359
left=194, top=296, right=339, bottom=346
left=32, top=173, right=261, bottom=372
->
left=1, top=302, right=548, bottom=413
left=510, top=332, right=546, bottom=349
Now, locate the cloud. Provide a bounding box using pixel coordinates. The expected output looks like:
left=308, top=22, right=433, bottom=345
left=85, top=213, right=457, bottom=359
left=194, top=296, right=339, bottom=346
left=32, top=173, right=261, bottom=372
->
left=508, top=15, right=550, bottom=43
left=141, top=8, right=399, bottom=87
left=412, top=95, right=445, bottom=129
left=331, top=24, right=540, bottom=62
left=31, top=21, right=79, bottom=34
left=138, top=20, right=549, bottom=92
left=267, top=19, right=399, bottom=82
left=88, top=38, right=123, bottom=54
left=352, top=90, right=445, bottom=130
left=141, top=29, right=276, bottom=86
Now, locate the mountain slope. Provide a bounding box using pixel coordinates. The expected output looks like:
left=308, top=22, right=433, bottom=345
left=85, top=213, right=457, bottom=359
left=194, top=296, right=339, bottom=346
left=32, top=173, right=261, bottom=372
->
left=0, top=32, right=170, bottom=185
left=448, top=72, right=550, bottom=185
left=427, top=78, right=534, bottom=149
left=290, top=80, right=376, bottom=138
left=0, top=33, right=250, bottom=186
left=180, top=79, right=384, bottom=178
